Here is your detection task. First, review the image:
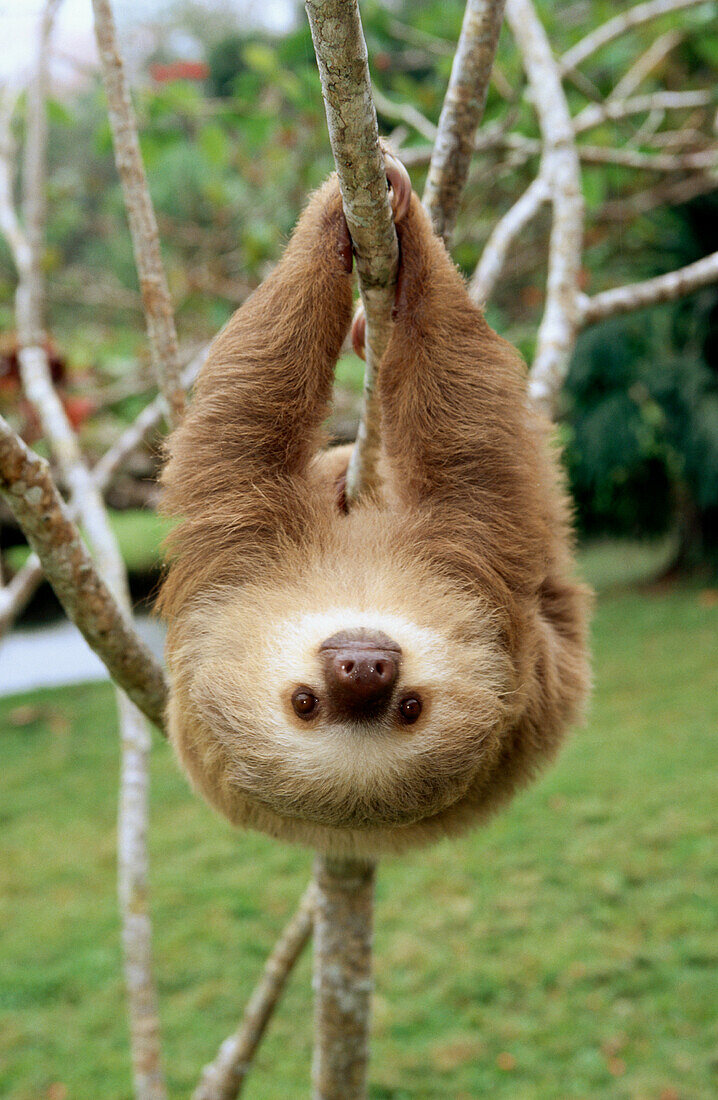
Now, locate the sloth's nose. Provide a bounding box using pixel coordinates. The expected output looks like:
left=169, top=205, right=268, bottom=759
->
left=320, top=632, right=400, bottom=717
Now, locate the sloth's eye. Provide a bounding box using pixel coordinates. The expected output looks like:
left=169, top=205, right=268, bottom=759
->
left=399, top=696, right=422, bottom=724
left=292, top=689, right=318, bottom=719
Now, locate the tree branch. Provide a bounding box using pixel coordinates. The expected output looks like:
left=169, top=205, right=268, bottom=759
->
left=573, top=90, right=714, bottom=134
left=398, top=88, right=716, bottom=167
left=0, top=552, right=49, bottom=635
left=305, top=0, right=399, bottom=503
left=597, top=172, right=717, bottom=222
left=561, top=0, right=708, bottom=72
left=578, top=249, right=718, bottom=325
left=92, top=346, right=206, bottom=489
left=372, top=87, right=437, bottom=143
left=312, top=858, right=375, bottom=1100
left=469, top=173, right=550, bottom=304
left=91, top=0, right=184, bottom=428
left=19, top=0, right=61, bottom=340
left=0, top=93, right=31, bottom=281
left=505, top=0, right=584, bottom=416
left=576, top=144, right=716, bottom=172
left=422, top=0, right=507, bottom=243
left=0, top=419, right=167, bottom=729
left=608, top=28, right=682, bottom=102
left=193, top=885, right=316, bottom=1100
left=302, top=5, right=404, bottom=1097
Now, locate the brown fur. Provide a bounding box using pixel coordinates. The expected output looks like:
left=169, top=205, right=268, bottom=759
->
left=158, top=175, right=591, bottom=858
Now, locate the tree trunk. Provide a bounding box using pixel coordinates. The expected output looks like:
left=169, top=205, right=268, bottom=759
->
left=312, top=857, right=376, bottom=1100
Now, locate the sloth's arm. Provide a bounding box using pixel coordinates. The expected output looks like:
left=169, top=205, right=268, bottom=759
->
left=378, top=192, right=557, bottom=598
left=379, top=192, right=532, bottom=511
left=159, top=177, right=354, bottom=611
left=165, top=175, right=353, bottom=492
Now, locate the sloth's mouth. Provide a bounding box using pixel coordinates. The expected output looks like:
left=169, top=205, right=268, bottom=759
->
left=233, top=761, right=474, bottom=830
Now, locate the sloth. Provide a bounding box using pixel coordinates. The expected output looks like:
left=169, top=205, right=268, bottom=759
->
left=158, top=166, right=591, bottom=858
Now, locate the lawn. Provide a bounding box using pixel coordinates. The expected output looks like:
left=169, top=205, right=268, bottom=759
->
left=1, top=553, right=716, bottom=1099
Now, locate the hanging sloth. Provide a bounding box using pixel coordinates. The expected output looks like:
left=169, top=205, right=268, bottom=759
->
left=158, top=162, right=591, bottom=858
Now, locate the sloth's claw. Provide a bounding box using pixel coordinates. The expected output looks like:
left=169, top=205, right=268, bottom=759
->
left=351, top=304, right=366, bottom=360
left=384, top=151, right=411, bottom=224
left=337, top=211, right=354, bottom=273
left=350, top=150, right=410, bottom=360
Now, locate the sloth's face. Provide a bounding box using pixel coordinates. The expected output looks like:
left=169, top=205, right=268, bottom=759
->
left=182, top=597, right=516, bottom=831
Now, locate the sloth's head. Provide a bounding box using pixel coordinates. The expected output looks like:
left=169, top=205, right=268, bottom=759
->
left=170, top=579, right=519, bottom=838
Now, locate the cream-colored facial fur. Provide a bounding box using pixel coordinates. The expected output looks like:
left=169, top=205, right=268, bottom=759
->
left=166, top=525, right=522, bottom=855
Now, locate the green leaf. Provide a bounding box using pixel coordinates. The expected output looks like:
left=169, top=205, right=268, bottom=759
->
left=199, top=123, right=230, bottom=166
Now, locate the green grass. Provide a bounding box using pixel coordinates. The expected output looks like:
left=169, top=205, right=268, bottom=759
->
left=578, top=535, right=678, bottom=593
left=1, top=567, right=717, bottom=1097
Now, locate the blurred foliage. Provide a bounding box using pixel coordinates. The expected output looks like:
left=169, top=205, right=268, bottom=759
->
left=0, top=0, right=717, bottom=567
left=564, top=193, right=718, bottom=570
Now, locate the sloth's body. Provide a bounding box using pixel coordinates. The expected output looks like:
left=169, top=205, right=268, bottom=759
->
left=159, top=176, right=590, bottom=858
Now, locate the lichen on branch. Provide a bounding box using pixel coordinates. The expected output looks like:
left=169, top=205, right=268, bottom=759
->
left=0, top=419, right=167, bottom=730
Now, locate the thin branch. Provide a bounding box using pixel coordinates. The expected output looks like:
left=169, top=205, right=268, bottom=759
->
left=469, top=173, right=550, bottom=305
left=50, top=273, right=143, bottom=312
left=492, top=133, right=718, bottom=174
left=505, top=0, right=584, bottom=416
left=0, top=94, right=32, bottom=280
left=608, top=28, right=682, bottom=102
left=91, top=0, right=184, bottom=427
left=193, top=885, right=316, bottom=1100
left=423, top=0, right=507, bottom=243
left=648, top=128, right=714, bottom=149
left=0, top=418, right=167, bottom=729
left=400, top=90, right=717, bottom=168
left=464, top=100, right=715, bottom=308
left=631, top=107, right=668, bottom=147
left=386, top=17, right=456, bottom=58
left=0, top=558, right=46, bottom=635
left=577, top=144, right=717, bottom=172
left=20, top=0, right=62, bottom=339
left=305, top=0, right=399, bottom=503
left=561, top=64, right=605, bottom=104
left=372, top=87, right=437, bottom=143
left=116, top=689, right=164, bottom=1096
left=578, top=249, right=718, bottom=325
left=561, top=0, right=708, bottom=72
left=574, top=90, right=714, bottom=134
left=92, top=346, right=206, bottom=488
